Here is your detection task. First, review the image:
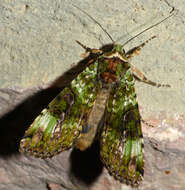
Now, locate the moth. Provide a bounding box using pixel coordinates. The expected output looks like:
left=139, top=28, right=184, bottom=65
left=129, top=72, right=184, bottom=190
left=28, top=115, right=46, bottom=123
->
left=19, top=5, right=174, bottom=187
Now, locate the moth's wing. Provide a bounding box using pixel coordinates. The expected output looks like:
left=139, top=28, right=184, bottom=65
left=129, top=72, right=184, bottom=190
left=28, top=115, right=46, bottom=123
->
left=20, top=61, right=100, bottom=158
left=100, top=72, right=144, bottom=186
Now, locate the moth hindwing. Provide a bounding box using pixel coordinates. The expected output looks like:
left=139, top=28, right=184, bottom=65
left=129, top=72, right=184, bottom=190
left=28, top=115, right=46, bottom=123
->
left=20, top=5, right=173, bottom=187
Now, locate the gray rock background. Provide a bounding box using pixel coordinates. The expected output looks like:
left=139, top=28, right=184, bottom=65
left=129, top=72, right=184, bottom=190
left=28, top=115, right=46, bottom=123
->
left=0, top=0, right=184, bottom=190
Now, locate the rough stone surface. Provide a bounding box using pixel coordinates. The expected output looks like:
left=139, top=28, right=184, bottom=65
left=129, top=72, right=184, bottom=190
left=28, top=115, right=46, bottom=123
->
left=0, top=0, right=184, bottom=190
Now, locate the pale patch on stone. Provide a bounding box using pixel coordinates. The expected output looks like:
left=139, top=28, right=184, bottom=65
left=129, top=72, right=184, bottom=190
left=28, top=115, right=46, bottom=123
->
left=156, top=121, right=184, bottom=142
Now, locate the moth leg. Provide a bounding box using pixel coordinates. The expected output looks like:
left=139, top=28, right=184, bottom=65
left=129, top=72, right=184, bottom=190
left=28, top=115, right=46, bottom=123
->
left=126, top=36, right=156, bottom=59
left=140, top=118, right=155, bottom=128
left=76, top=40, right=103, bottom=54
left=131, top=65, right=170, bottom=87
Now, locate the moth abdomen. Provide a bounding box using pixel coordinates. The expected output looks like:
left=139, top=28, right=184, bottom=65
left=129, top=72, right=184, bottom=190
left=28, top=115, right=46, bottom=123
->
left=74, top=88, right=109, bottom=151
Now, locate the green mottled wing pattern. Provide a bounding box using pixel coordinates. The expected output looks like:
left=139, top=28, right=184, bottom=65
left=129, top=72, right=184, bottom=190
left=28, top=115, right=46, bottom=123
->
left=20, top=62, right=100, bottom=158
left=100, top=69, right=144, bottom=186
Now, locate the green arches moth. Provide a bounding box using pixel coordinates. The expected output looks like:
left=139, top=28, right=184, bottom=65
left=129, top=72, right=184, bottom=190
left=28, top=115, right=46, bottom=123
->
left=19, top=5, right=174, bottom=187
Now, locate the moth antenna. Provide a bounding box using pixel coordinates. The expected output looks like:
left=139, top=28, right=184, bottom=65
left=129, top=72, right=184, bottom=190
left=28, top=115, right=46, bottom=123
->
left=72, top=4, right=115, bottom=44
left=122, top=9, right=176, bottom=47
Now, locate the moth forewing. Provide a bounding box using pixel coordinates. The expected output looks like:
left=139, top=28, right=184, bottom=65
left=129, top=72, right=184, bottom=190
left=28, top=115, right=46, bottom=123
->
left=20, top=61, right=101, bottom=158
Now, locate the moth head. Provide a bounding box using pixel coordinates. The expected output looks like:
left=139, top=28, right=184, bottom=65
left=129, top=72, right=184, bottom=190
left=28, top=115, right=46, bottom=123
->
left=112, top=44, right=125, bottom=54
left=101, top=43, right=125, bottom=54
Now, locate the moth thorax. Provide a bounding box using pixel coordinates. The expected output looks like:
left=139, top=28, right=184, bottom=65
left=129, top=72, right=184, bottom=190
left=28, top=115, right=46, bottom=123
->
left=101, top=57, right=123, bottom=84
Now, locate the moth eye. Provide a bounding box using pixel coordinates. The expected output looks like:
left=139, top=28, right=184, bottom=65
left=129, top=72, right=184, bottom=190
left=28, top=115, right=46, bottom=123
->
left=101, top=44, right=114, bottom=53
